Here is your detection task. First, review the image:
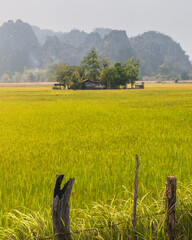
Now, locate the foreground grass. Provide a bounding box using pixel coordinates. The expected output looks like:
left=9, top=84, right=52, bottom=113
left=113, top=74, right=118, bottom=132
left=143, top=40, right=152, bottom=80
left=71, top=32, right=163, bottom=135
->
left=0, top=84, right=192, bottom=238
left=0, top=183, right=191, bottom=239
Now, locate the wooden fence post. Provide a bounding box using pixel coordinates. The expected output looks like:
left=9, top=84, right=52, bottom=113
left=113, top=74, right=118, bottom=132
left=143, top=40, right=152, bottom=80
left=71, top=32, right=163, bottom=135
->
left=52, top=174, right=75, bottom=240
left=132, top=155, right=140, bottom=237
left=165, top=176, right=177, bottom=240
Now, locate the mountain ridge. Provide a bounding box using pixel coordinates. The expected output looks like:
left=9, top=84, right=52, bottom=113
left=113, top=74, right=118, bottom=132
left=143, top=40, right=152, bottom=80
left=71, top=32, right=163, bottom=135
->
left=0, top=20, right=191, bottom=77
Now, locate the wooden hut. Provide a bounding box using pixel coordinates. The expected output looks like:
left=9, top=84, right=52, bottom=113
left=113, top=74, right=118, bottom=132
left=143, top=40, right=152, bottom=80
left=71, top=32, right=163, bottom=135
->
left=79, top=79, right=105, bottom=90
left=135, top=82, right=144, bottom=89
left=52, top=83, right=65, bottom=90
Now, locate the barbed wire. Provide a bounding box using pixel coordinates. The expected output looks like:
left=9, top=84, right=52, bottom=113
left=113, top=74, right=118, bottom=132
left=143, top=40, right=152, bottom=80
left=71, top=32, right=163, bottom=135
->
left=38, top=208, right=191, bottom=239
left=38, top=211, right=166, bottom=239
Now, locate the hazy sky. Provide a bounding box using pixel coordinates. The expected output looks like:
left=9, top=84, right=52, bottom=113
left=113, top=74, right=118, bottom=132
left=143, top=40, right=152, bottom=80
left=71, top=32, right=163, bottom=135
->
left=1, top=0, right=192, bottom=59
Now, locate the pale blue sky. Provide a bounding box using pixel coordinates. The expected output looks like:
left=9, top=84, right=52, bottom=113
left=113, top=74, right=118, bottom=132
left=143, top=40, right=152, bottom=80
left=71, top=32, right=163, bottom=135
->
left=0, top=0, right=192, bottom=59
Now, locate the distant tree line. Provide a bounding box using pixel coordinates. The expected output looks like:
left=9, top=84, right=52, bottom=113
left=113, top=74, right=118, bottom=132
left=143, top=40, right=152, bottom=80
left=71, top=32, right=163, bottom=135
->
left=0, top=68, right=51, bottom=83
left=49, top=48, right=140, bottom=89
left=157, top=62, right=192, bottom=82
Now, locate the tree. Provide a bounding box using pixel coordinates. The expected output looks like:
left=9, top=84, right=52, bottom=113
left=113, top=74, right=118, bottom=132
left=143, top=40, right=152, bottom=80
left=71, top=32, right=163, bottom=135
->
left=1, top=73, right=11, bottom=82
left=28, top=72, right=35, bottom=82
left=124, top=58, right=140, bottom=88
left=100, top=57, right=110, bottom=69
left=113, top=62, right=127, bottom=86
left=99, top=58, right=140, bottom=89
left=158, top=62, right=171, bottom=75
left=77, top=65, right=86, bottom=81
left=49, top=64, right=81, bottom=89
left=12, top=72, right=21, bottom=82
left=181, top=71, right=190, bottom=80
left=99, top=66, right=117, bottom=89
left=49, top=64, right=74, bottom=88
left=81, top=48, right=100, bottom=81
left=70, top=67, right=81, bottom=89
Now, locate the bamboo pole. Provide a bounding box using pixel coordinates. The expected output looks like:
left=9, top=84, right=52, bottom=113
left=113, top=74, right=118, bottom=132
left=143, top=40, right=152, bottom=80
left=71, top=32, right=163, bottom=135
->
left=132, top=155, right=140, bottom=234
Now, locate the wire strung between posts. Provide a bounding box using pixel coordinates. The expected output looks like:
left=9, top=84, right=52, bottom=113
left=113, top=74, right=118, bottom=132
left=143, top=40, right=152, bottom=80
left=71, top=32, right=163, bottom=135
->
left=41, top=211, right=167, bottom=239
left=39, top=209, right=191, bottom=239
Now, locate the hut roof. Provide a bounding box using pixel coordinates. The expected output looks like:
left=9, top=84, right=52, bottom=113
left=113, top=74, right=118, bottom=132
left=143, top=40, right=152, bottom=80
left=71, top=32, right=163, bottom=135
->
left=80, top=79, right=100, bottom=84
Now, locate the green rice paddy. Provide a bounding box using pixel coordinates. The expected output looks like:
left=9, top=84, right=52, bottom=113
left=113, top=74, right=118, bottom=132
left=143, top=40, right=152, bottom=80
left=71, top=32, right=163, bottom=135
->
left=0, top=85, right=191, bottom=239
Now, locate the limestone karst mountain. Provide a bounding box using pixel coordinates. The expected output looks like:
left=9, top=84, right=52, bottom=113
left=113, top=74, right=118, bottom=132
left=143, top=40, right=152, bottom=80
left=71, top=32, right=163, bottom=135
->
left=0, top=20, right=40, bottom=74
left=0, top=20, right=191, bottom=77
left=102, top=30, right=135, bottom=64
left=130, top=31, right=192, bottom=75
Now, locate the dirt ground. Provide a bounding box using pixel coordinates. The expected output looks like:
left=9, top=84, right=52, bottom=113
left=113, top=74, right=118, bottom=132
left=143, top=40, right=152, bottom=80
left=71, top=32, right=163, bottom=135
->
left=0, top=80, right=192, bottom=88
left=0, top=82, right=57, bottom=87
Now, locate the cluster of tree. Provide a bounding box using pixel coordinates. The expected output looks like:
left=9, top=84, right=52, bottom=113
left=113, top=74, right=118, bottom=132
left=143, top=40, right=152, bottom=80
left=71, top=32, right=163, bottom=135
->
left=181, top=72, right=191, bottom=80
left=50, top=48, right=140, bottom=89
left=142, top=72, right=192, bottom=83
left=139, top=62, right=191, bottom=83
left=0, top=69, right=50, bottom=83
left=158, top=62, right=192, bottom=81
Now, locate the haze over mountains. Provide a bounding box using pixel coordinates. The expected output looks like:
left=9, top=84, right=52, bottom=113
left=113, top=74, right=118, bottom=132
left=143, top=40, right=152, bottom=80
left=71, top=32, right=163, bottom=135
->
left=0, top=19, right=191, bottom=77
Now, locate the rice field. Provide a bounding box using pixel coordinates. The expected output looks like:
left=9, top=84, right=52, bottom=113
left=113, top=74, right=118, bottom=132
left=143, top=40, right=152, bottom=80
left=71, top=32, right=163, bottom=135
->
left=0, top=84, right=191, bottom=239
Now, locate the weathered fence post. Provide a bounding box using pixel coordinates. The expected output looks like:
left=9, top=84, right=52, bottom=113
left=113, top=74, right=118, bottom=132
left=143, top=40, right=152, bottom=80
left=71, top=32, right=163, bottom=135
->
left=132, top=155, right=140, bottom=237
left=165, top=176, right=177, bottom=240
left=52, top=174, right=75, bottom=240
